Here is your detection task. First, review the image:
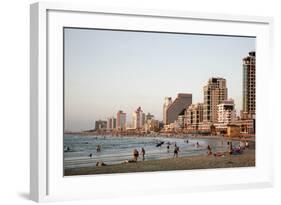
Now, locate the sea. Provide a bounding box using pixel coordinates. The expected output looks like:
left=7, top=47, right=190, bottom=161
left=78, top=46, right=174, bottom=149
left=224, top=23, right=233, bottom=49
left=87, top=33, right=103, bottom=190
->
left=64, top=134, right=238, bottom=169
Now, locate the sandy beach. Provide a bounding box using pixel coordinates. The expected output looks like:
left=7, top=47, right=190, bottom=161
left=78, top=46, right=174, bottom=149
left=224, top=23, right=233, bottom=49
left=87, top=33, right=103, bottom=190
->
left=64, top=148, right=255, bottom=176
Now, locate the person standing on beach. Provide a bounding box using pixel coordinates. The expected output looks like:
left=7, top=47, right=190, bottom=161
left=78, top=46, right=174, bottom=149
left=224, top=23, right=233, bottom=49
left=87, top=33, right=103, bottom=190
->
left=141, top=147, right=145, bottom=161
left=133, top=149, right=139, bottom=161
left=173, top=145, right=179, bottom=158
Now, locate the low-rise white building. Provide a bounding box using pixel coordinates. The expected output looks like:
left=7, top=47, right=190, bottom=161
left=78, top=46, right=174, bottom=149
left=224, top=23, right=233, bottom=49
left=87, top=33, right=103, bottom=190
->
left=217, top=99, right=236, bottom=124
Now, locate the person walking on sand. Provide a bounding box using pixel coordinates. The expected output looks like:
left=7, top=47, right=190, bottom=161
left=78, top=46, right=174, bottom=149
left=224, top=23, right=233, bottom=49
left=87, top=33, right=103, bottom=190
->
left=173, top=145, right=179, bottom=158
left=141, top=147, right=145, bottom=161
left=133, top=149, right=139, bottom=161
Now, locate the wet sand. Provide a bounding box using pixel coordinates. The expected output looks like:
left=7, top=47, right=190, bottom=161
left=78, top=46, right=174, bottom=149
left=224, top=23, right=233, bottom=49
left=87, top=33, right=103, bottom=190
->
left=64, top=149, right=255, bottom=176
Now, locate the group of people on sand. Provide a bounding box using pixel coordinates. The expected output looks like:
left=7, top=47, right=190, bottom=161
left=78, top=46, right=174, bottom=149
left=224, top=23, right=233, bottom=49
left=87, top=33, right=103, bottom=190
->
left=209, top=140, right=250, bottom=157
left=228, top=140, right=249, bottom=155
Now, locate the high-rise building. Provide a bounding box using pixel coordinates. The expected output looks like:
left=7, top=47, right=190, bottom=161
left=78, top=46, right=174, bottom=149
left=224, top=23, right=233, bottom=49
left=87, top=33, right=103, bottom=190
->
left=141, top=112, right=146, bottom=127
left=242, top=51, right=256, bottom=119
left=203, top=77, right=228, bottom=123
left=132, top=107, right=145, bottom=129
left=185, top=103, right=204, bottom=130
left=217, top=99, right=236, bottom=124
left=163, top=93, right=192, bottom=125
left=95, top=120, right=107, bottom=131
left=163, top=97, right=172, bottom=124
left=116, top=110, right=126, bottom=130
left=107, top=117, right=116, bottom=130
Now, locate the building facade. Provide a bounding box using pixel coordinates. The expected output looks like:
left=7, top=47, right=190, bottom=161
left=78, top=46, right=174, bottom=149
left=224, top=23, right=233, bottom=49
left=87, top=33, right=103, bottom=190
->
left=163, top=93, right=192, bottom=125
left=242, top=51, right=256, bottom=119
left=235, top=119, right=255, bottom=134
left=184, top=103, right=204, bottom=131
left=116, top=110, right=126, bottom=130
left=163, top=97, right=172, bottom=124
left=227, top=124, right=241, bottom=138
left=132, top=107, right=145, bottom=129
left=217, top=99, right=236, bottom=124
left=95, top=120, right=107, bottom=131
left=107, top=117, right=117, bottom=130
left=203, top=77, right=228, bottom=123
left=145, top=119, right=160, bottom=132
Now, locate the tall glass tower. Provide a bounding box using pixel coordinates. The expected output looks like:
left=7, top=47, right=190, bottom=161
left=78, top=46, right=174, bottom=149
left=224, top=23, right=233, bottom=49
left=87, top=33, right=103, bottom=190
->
left=242, top=51, right=256, bottom=118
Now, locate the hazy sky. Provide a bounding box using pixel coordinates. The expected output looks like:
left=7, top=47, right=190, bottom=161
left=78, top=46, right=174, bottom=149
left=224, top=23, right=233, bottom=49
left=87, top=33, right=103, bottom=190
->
left=64, top=28, right=255, bottom=131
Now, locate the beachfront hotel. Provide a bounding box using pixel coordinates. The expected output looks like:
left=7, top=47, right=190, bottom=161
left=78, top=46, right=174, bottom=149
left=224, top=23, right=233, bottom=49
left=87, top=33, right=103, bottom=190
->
left=217, top=99, right=236, bottom=124
left=162, top=93, right=192, bottom=125
left=184, top=103, right=204, bottom=131
left=116, top=110, right=126, bottom=130
left=214, top=99, right=236, bottom=133
left=242, top=51, right=256, bottom=119
left=203, top=77, right=228, bottom=123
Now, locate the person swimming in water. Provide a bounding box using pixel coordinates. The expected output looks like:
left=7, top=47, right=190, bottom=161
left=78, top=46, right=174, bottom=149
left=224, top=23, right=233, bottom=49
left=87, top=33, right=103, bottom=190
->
left=96, top=144, right=101, bottom=152
left=167, top=144, right=170, bottom=152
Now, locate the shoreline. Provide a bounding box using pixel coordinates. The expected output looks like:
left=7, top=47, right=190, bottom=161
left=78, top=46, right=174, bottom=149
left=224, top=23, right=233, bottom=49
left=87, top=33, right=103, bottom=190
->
left=64, top=149, right=255, bottom=176
left=64, top=132, right=256, bottom=143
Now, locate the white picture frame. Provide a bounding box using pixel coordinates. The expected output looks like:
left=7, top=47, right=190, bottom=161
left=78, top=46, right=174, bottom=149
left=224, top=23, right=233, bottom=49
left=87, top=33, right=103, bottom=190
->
left=30, top=2, right=274, bottom=202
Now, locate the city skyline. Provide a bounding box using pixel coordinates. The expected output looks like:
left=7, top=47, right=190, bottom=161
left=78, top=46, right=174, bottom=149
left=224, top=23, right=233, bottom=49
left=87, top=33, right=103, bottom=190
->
left=64, top=28, right=255, bottom=131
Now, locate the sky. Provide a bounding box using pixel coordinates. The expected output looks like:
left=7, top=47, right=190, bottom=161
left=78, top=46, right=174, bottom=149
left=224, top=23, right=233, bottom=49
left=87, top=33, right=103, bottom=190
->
left=64, top=28, right=255, bottom=132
